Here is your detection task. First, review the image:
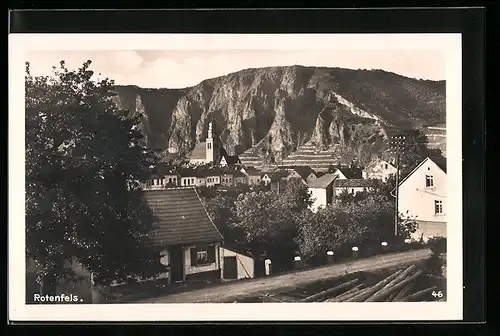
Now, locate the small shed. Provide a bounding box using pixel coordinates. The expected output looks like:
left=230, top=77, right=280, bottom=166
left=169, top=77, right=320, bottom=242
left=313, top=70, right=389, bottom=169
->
left=219, top=247, right=255, bottom=280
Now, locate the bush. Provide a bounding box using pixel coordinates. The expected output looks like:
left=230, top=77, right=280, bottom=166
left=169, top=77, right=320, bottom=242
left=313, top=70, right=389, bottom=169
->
left=426, top=236, right=446, bottom=255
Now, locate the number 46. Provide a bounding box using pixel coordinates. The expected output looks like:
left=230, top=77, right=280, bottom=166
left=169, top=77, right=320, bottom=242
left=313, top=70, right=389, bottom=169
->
left=432, top=291, right=443, bottom=298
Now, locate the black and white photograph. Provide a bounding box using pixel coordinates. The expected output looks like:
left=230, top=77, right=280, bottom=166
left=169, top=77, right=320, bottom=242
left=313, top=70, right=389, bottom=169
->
left=9, top=33, right=463, bottom=321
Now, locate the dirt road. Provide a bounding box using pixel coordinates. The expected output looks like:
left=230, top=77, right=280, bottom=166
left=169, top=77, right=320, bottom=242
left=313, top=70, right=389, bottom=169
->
left=137, top=248, right=433, bottom=303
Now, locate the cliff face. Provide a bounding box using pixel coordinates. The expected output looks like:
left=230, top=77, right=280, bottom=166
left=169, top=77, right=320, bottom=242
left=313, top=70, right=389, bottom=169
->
left=112, top=65, right=445, bottom=165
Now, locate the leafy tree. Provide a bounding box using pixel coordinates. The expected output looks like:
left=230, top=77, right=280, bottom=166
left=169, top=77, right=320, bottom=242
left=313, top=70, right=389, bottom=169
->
left=390, top=128, right=446, bottom=176
left=297, top=194, right=396, bottom=261
left=233, top=180, right=312, bottom=272
left=250, top=181, right=271, bottom=193
left=25, top=61, right=162, bottom=299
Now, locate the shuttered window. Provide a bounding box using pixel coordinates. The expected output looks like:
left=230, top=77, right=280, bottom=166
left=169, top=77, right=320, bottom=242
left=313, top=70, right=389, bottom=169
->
left=190, top=245, right=216, bottom=266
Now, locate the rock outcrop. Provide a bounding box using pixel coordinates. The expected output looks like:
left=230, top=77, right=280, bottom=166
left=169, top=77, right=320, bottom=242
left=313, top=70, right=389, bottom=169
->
left=112, top=65, right=446, bottom=166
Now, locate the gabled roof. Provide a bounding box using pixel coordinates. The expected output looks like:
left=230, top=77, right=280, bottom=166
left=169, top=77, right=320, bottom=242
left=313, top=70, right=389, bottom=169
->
left=232, top=170, right=247, bottom=178
left=364, top=158, right=396, bottom=170
left=270, top=170, right=290, bottom=182
left=336, top=167, right=363, bottom=179
left=308, top=173, right=337, bottom=189
left=333, top=179, right=376, bottom=188
left=223, top=155, right=241, bottom=165
left=242, top=166, right=261, bottom=176
left=145, top=188, right=223, bottom=248
left=278, top=165, right=316, bottom=180
left=391, top=157, right=447, bottom=193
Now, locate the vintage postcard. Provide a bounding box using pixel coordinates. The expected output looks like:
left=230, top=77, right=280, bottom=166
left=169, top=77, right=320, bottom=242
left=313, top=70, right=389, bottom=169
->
left=9, top=33, right=462, bottom=321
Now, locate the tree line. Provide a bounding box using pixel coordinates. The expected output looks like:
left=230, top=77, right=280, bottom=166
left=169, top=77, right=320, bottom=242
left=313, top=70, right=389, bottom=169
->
left=203, top=178, right=418, bottom=274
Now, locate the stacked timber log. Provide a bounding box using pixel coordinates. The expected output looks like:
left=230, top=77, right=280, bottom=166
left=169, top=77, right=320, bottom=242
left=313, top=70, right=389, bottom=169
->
left=301, top=264, right=440, bottom=302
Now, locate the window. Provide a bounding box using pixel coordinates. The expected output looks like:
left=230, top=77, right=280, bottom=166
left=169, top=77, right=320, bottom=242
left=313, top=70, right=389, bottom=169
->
left=191, top=178, right=195, bottom=184
left=384, top=163, right=388, bottom=169
left=190, top=245, right=216, bottom=266
left=207, top=142, right=212, bottom=149
left=434, top=200, right=443, bottom=214
left=168, top=178, right=172, bottom=183
left=426, top=175, right=434, bottom=187
left=183, top=179, right=186, bottom=186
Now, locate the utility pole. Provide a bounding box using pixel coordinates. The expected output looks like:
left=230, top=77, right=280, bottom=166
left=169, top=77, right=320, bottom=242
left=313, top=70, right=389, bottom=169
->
left=389, top=134, right=406, bottom=237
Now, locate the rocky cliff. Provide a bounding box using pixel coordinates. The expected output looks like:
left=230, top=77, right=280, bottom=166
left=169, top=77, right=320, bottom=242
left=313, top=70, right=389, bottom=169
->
left=112, top=65, right=445, bottom=166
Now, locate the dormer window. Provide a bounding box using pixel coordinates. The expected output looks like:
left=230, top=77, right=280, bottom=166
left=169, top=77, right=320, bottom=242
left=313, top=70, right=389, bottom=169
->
left=425, top=175, right=434, bottom=187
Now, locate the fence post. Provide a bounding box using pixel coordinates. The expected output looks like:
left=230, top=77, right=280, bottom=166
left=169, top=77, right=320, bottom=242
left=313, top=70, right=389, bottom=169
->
left=326, top=251, right=335, bottom=264
left=351, top=246, right=359, bottom=259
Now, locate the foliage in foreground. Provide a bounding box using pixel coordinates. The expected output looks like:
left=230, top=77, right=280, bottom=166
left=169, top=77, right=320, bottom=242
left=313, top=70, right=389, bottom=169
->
left=25, top=61, right=163, bottom=293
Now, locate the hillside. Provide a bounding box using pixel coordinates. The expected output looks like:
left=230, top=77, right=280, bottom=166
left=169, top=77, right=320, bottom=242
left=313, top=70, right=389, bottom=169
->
left=112, top=65, right=446, bottom=166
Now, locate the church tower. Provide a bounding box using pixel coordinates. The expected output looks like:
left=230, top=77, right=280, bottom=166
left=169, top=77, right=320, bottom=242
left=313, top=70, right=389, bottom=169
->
left=206, top=121, right=219, bottom=164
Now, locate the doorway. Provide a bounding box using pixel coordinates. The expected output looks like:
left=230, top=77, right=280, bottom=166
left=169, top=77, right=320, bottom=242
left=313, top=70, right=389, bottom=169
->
left=223, top=256, right=238, bottom=279
left=169, top=246, right=184, bottom=282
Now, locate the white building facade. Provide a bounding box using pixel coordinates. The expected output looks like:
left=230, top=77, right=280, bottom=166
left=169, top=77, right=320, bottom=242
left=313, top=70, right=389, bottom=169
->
left=396, top=157, right=447, bottom=241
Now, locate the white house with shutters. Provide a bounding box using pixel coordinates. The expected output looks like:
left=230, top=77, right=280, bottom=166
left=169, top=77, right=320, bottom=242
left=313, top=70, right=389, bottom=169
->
left=393, top=157, right=447, bottom=242
left=362, top=158, right=397, bottom=182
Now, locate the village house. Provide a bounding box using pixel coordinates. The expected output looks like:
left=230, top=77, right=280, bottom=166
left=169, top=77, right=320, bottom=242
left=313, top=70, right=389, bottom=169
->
left=240, top=166, right=262, bottom=185
left=146, top=187, right=224, bottom=283
left=362, top=158, right=397, bottom=182
left=269, top=169, right=291, bottom=193
left=393, top=157, right=447, bottom=242
left=220, top=154, right=242, bottom=168
left=26, top=187, right=226, bottom=303
left=232, top=170, right=248, bottom=185
left=333, top=178, right=376, bottom=196
left=187, top=121, right=241, bottom=168
left=278, top=165, right=317, bottom=184
left=142, top=165, right=180, bottom=190
left=307, top=173, right=337, bottom=212
left=178, top=168, right=200, bottom=187
left=206, top=170, right=222, bottom=187
left=261, top=172, right=272, bottom=186
left=220, top=169, right=235, bottom=187
left=330, top=165, right=363, bottom=180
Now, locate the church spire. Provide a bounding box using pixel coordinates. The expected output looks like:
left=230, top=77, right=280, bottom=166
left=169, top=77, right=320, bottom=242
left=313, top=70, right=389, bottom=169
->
left=208, top=120, right=213, bottom=139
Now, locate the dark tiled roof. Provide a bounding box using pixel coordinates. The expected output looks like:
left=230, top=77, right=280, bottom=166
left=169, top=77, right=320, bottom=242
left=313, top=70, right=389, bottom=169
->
left=308, top=174, right=337, bottom=188
left=224, top=155, right=241, bottom=165
left=278, top=165, right=316, bottom=180
left=270, top=170, right=290, bottom=182
left=178, top=167, right=207, bottom=178
left=153, top=163, right=179, bottom=176
left=232, top=170, right=247, bottom=178
left=145, top=188, right=223, bottom=248
left=338, top=167, right=363, bottom=179
left=242, top=166, right=261, bottom=176
left=333, top=179, right=376, bottom=188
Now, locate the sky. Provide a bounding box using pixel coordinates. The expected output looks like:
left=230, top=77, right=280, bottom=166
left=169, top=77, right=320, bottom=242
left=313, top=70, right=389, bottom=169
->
left=26, top=49, right=445, bottom=89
